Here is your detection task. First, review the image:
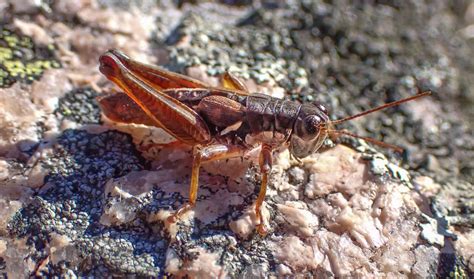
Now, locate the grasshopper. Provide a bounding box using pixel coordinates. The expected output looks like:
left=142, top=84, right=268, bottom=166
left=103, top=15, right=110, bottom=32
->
left=98, top=49, right=430, bottom=234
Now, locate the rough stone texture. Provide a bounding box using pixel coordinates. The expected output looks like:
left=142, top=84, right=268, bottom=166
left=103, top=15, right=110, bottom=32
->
left=0, top=0, right=473, bottom=277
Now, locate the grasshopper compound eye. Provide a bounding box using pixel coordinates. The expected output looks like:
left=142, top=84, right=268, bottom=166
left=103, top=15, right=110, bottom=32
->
left=303, top=115, right=323, bottom=136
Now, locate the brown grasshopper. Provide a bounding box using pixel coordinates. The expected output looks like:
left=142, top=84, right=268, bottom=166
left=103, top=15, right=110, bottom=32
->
left=98, top=49, right=430, bottom=234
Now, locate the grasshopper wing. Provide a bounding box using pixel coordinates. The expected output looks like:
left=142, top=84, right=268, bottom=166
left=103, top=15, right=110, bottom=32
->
left=99, top=51, right=211, bottom=145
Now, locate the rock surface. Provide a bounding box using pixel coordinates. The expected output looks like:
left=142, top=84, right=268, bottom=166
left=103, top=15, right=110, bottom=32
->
left=0, top=0, right=473, bottom=277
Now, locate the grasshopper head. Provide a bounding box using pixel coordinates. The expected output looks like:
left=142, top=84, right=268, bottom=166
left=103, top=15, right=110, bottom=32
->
left=289, top=103, right=331, bottom=159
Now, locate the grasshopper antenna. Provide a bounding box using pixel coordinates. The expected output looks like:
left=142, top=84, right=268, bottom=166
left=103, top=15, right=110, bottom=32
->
left=330, top=91, right=431, bottom=125
left=327, top=91, right=432, bottom=153
left=327, top=129, right=404, bottom=153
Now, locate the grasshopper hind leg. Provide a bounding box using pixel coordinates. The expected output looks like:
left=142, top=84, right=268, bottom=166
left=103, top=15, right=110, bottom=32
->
left=167, top=144, right=246, bottom=223
left=222, top=71, right=249, bottom=92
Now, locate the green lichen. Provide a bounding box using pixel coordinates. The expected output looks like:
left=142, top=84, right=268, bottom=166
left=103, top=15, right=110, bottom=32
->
left=449, top=264, right=467, bottom=279
left=0, top=27, right=61, bottom=88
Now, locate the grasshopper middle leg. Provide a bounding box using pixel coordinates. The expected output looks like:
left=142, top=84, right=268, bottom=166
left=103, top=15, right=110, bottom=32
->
left=255, top=144, right=273, bottom=235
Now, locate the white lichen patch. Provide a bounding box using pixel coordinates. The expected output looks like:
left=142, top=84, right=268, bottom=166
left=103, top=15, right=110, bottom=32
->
left=271, top=235, right=323, bottom=272
left=31, top=70, right=72, bottom=113
left=104, top=170, right=156, bottom=198
left=13, top=18, right=54, bottom=45
left=276, top=201, right=319, bottom=236
left=412, top=245, right=441, bottom=277
left=0, top=84, right=45, bottom=158
left=100, top=169, right=182, bottom=227
left=0, top=199, right=23, bottom=235
left=229, top=205, right=270, bottom=239
left=413, top=176, right=442, bottom=197
left=194, top=189, right=245, bottom=224
left=0, top=238, right=37, bottom=278
left=166, top=247, right=226, bottom=278
left=0, top=240, right=6, bottom=255
left=0, top=68, right=76, bottom=161
left=303, top=145, right=367, bottom=198
left=99, top=201, right=139, bottom=227
left=48, top=233, right=78, bottom=266
left=373, top=220, right=420, bottom=275
left=419, top=213, right=447, bottom=246
left=328, top=207, right=387, bottom=248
